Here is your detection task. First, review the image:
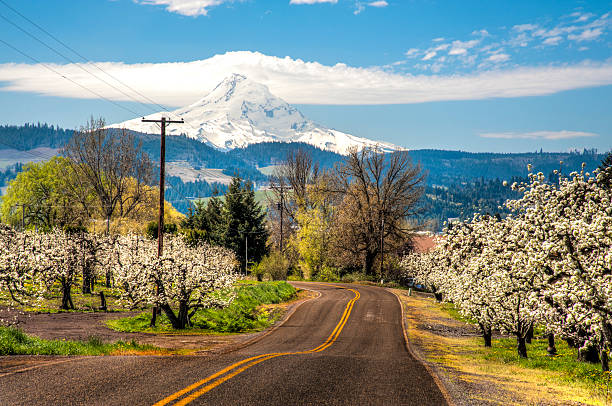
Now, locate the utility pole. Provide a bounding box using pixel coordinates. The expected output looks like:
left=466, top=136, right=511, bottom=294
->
left=141, top=116, right=184, bottom=257
left=142, top=116, right=183, bottom=326
left=277, top=183, right=291, bottom=252
left=245, top=235, right=248, bottom=276
left=278, top=192, right=284, bottom=252
left=380, top=215, right=385, bottom=280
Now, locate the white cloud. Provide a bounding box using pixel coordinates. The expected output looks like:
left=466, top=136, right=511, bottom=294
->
left=134, top=0, right=233, bottom=16
left=513, top=23, right=538, bottom=32
left=368, top=1, right=388, bottom=7
left=432, top=37, right=445, bottom=42
left=479, top=130, right=598, bottom=140
left=487, top=53, right=510, bottom=63
left=353, top=0, right=386, bottom=14
left=2, top=51, right=612, bottom=106
left=543, top=36, right=563, bottom=45
left=405, top=48, right=419, bottom=58
left=448, top=39, right=480, bottom=55
left=570, top=11, right=595, bottom=23
left=290, top=0, right=337, bottom=3
left=422, top=51, right=436, bottom=61
left=568, top=28, right=604, bottom=42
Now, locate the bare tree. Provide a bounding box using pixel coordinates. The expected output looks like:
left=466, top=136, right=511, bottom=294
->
left=333, top=147, right=425, bottom=276
left=63, top=118, right=154, bottom=233
left=63, top=118, right=153, bottom=287
left=268, top=149, right=320, bottom=250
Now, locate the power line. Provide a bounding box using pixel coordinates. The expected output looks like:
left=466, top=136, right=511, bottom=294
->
left=0, top=12, right=159, bottom=119
left=0, top=2, right=210, bottom=135
left=0, top=38, right=143, bottom=118
left=0, top=0, right=172, bottom=114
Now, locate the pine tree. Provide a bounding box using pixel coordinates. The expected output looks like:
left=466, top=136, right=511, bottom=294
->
left=599, top=152, right=612, bottom=189
left=223, top=176, right=269, bottom=270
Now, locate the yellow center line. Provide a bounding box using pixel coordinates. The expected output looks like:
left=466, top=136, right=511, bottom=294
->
left=152, top=285, right=360, bottom=406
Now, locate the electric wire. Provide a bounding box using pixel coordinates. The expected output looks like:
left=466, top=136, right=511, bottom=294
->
left=0, top=13, right=158, bottom=119
left=0, top=0, right=171, bottom=114
left=0, top=3, right=201, bottom=134
left=0, top=38, right=143, bottom=118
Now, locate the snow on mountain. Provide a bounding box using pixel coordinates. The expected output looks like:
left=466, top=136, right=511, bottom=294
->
left=110, top=74, right=401, bottom=155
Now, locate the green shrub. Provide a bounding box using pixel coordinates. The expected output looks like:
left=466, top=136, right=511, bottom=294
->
left=254, top=251, right=289, bottom=281
left=145, top=221, right=178, bottom=239
left=316, top=266, right=340, bottom=282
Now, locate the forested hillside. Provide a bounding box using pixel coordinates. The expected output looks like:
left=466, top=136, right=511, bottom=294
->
left=0, top=124, right=608, bottom=229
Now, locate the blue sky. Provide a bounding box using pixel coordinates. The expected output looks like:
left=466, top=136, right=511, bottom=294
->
left=0, top=0, right=611, bottom=152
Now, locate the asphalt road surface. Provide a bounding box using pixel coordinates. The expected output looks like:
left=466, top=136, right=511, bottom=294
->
left=0, top=283, right=448, bottom=406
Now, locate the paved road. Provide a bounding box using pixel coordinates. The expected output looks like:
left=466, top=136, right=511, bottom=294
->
left=0, top=283, right=448, bottom=406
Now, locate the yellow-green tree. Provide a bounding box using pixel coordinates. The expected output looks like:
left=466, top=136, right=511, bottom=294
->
left=0, top=157, right=89, bottom=230
left=290, top=178, right=335, bottom=279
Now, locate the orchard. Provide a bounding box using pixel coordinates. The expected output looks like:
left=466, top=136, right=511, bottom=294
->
left=402, top=164, right=612, bottom=371
left=0, top=227, right=237, bottom=328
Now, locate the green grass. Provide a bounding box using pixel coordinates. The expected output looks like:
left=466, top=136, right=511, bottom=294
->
left=436, top=300, right=612, bottom=398
left=107, top=281, right=297, bottom=334
left=479, top=336, right=612, bottom=397
left=0, top=326, right=159, bottom=356
left=439, top=302, right=476, bottom=324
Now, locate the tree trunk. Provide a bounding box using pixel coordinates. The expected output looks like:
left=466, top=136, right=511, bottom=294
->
left=82, top=268, right=92, bottom=294
left=578, top=345, right=600, bottom=363
left=177, top=301, right=189, bottom=329
left=480, top=323, right=492, bottom=347
left=99, top=291, right=107, bottom=312
left=600, top=346, right=609, bottom=372
left=61, top=283, right=74, bottom=310
left=547, top=333, right=557, bottom=356
left=150, top=307, right=157, bottom=327
left=363, top=250, right=377, bottom=277
left=525, top=324, right=534, bottom=344
left=160, top=303, right=182, bottom=329
left=516, top=333, right=528, bottom=358
left=105, top=271, right=112, bottom=288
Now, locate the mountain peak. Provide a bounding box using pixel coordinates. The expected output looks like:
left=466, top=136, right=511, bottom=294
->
left=110, top=76, right=401, bottom=155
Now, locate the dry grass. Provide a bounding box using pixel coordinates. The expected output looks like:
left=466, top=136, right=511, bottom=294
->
left=393, top=290, right=609, bottom=406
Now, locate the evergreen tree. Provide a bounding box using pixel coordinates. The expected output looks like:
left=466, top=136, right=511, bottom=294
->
left=223, top=176, right=268, bottom=270
left=181, top=196, right=224, bottom=246
left=599, top=152, right=612, bottom=189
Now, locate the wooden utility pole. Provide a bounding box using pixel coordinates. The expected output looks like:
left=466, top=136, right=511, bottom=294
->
left=141, top=116, right=183, bottom=326
left=380, top=215, right=385, bottom=279
left=278, top=192, right=284, bottom=252
left=141, top=116, right=183, bottom=257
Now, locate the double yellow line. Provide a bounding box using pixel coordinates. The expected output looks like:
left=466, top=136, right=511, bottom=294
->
left=153, top=286, right=360, bottom=406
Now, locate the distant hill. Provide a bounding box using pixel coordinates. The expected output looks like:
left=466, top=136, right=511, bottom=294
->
left=407, top=149, right=605, bottom=185
left=0, top=123, right=608, bottom=227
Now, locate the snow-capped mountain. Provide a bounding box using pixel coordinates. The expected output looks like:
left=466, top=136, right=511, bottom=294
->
left=111, top=74, right=400, bottom=155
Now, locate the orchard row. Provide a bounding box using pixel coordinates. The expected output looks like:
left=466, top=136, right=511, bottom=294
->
left=402, top=165, right=612, bottom=370
left=0, top=228, right=237, bottom=329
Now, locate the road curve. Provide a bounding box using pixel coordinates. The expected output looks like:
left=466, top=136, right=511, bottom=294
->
left=0, top=283, right=447, bottom=405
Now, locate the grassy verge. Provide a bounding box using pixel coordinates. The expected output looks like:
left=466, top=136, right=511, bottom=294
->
left=0, top=326, right=164, bottom=356
left=395, top=290, right=612, bottom=406
left=107, top=281, right=297, bottom=334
